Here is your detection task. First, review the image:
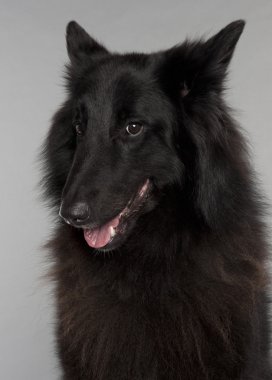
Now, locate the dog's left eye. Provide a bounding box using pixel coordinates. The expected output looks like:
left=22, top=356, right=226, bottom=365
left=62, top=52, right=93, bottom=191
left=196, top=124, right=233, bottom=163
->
left=126, top=123, right=143, bottom=136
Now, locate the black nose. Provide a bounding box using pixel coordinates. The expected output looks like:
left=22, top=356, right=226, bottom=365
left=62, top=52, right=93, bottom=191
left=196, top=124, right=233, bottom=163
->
left=59, top=201, right=90, bottom=226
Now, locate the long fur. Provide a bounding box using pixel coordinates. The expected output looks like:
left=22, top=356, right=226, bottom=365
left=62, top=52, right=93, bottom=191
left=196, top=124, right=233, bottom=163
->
left=41, top=20, right=271, bottom=379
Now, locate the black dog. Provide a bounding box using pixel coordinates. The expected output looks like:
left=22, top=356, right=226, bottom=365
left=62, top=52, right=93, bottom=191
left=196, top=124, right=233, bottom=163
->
left=41, top=20, right=271, bottom=379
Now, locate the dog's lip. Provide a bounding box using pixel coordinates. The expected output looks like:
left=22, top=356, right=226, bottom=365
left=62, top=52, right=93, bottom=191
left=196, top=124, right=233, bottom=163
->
left=83, top=179, right=151, bottom=249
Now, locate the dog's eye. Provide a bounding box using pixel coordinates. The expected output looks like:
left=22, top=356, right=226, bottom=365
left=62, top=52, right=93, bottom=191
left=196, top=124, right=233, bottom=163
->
left=126, top=123, right=143, bottom=136
left=74, top=122, right=83, bottom=136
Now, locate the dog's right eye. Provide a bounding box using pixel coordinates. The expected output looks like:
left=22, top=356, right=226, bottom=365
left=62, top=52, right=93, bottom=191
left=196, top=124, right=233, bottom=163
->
left=74, top=122, right=83, bottom=136
left=73, top=103, right=87, bottom=137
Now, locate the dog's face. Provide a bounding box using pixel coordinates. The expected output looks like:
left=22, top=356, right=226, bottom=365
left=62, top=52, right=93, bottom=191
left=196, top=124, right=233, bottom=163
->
left=45, top=21, right=245, bottom=251
left=60, top=54, right=182, bottom=250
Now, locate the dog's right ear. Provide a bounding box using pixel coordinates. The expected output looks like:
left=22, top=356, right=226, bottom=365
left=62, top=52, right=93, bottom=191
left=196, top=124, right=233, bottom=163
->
left=66, top=21, right=109, bottom=65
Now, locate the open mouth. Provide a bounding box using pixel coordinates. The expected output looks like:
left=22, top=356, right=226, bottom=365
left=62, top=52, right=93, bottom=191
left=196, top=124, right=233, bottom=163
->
left=83, top=179, right=151, bottom=250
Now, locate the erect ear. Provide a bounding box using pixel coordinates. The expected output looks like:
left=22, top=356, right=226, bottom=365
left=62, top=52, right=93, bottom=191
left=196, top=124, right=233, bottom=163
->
left=160, top=20, right=245, bottom=99
left=66, top=21, right=109, bottom=65
left=191, top=20, right=245, bottom=96
left=203, top=20, right=245, bottom=72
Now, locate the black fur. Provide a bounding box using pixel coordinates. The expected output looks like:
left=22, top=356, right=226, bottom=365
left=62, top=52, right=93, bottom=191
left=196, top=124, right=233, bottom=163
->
left=41, top=20, right=272, bottom=379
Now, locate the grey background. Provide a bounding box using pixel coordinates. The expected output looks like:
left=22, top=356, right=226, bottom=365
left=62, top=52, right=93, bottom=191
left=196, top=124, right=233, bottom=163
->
left=0, top=0, right=271, bottom=379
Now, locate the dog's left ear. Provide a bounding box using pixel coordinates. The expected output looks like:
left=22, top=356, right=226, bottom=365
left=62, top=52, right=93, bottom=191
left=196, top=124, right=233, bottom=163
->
left=192, top=20, right=245, bottom=96
left=160, top=20, right=245, bottom=98
left=66, top=21, right=109, bottom=65
left=203, top=20, right=245, bottom=73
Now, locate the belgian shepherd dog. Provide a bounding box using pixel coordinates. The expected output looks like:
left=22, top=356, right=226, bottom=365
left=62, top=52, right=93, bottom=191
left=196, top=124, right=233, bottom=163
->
left=41, top=20, right=271, bottom=379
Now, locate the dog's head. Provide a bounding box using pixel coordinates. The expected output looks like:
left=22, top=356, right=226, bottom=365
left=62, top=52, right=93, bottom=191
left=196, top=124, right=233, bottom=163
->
left=42, top=21, right=245, bottom=251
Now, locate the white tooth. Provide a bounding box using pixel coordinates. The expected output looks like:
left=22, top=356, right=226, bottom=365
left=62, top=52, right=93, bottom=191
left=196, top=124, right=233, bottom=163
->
left=139, top=180, right=149, bottom=197
left=110, top=226, right=116, bottom=238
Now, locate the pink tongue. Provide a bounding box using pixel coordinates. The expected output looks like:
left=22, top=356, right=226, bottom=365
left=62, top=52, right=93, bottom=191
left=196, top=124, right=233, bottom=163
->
left=84, top=215, right=120, bottom=249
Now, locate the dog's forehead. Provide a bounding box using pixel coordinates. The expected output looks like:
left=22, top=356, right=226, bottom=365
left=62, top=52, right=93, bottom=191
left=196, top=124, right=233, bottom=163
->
left=91, top=54, right=157, bottom=96
left=82, top=55, right=164, bottom=118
